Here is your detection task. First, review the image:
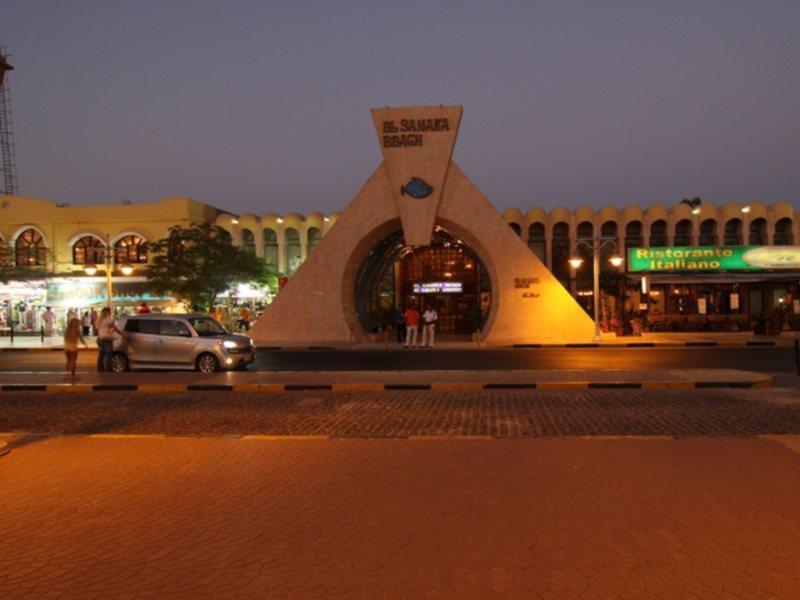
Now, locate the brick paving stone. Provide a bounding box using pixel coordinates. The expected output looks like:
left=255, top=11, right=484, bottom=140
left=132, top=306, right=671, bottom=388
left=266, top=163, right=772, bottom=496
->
left=1, top=436, right=799, bottom=597
left=1, top=387, right=800, bottom=438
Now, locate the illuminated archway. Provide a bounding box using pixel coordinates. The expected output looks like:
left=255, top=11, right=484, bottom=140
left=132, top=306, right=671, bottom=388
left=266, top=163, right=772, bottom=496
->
left=354, top=225, right=491, bottom=334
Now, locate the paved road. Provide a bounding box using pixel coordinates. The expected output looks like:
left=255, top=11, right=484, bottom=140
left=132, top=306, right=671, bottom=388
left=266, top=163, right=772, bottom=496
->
left=2, top=435, right=799, bottom=597
left=1, top=383, right=799, bottom=437
left=0, top=346, right=796, bottom=373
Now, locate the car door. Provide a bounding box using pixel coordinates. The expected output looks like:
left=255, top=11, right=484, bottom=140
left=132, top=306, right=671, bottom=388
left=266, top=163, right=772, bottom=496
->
left=158, top=319, right=197, bottom=367
left=123, top=318, right=161, bottom=365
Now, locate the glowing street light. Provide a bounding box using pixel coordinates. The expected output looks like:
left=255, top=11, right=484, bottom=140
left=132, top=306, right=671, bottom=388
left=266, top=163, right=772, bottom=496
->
left=569, top=237, right=623, bottom=342
left=82, top=235, right=135, bottom=308
left=568, top=257, right=584, bottom=269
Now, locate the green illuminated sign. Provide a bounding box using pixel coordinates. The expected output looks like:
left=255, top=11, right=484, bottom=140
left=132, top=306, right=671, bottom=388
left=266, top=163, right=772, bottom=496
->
left=628, top=246, right=800, bottom=272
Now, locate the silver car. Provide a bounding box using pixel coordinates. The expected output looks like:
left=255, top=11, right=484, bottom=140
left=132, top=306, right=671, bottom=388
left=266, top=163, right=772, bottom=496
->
left=112, top=313, right=255, bottom=373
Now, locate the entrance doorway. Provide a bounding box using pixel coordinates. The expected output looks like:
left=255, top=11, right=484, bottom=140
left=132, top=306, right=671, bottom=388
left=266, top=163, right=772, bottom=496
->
left=354, top=226, right=491, bottom=336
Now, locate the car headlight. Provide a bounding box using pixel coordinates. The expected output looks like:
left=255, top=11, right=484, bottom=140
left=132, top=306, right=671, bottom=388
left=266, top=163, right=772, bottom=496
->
left=223, top=340, right=238, bottom=349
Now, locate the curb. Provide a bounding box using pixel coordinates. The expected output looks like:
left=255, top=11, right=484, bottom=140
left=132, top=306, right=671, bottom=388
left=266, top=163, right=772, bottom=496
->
left=0, top=439, right=7, bottom=456
left=0, top=378, right=772, bottom=393
left=0, top=340, right=787, bottom=352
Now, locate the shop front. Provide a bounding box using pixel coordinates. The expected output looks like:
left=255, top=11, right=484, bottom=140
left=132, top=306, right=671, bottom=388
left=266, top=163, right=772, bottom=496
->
left=0, top=276, right=175, bottom=335
left=628, top=246, right=800, bottom=332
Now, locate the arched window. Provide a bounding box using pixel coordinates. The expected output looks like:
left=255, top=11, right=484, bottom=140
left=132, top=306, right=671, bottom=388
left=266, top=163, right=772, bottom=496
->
left=674, top=219, right=692, bottom=245
left=509, top=222, right=522, bottom=236
left=285, top=228, right=302, bottom=276
left=576, top=221, right=593, bottom=240
left=699, top=219, right=717, bottom=246
left=774, top=217, right=793, bottom=245
left=114, top=235, right=147, bottom=264
left=601, top=221, right=618, bottom=239
left=241, top=228, right=256, bottom=254
left=72, top=235, right=105, bottom=265
left=749, top=218, right=767, bottom=245
left=723, top=219, right=742, bottom=246
left=625, top=221, right=643, bottom=251
left=551, top=222, right=570, bottom=284
left=263, top=228, right=278, bottom=269
left=527, top=223, right=546, bottom=263
left=307, top=227, right=322, bottom=254
left=649, top=220, right=667, bottom=247
left=15, top=228, right=47, bottom=266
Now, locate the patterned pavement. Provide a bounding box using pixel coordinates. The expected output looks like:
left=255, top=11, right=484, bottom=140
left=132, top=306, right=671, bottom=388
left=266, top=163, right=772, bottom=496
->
left=1, top=436, right=800, bottom=597
left=1, top=384, right=799, bottom=438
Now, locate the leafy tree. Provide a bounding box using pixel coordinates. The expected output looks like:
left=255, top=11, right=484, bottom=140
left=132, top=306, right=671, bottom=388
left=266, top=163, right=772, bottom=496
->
left=145, top=223, right=274, bottom=312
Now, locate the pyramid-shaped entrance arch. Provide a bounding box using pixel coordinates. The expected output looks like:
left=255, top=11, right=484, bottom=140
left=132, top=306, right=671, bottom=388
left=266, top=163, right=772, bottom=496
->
left=250, top=106, right=595, bottom=345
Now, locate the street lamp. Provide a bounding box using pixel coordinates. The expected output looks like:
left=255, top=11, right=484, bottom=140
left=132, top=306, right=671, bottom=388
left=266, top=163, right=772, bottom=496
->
left=83, top=235, right=134, bottom=308
left=569, top=237, right=624, bottom=342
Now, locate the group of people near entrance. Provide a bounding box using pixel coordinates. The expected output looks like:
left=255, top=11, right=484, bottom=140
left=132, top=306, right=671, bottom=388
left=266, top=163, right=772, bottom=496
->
left=395, top=303, right=438, bottom=348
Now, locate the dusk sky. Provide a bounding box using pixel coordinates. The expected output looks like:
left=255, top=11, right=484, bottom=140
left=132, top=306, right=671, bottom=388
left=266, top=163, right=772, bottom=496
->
left=3, top=1, right=799, bottom=215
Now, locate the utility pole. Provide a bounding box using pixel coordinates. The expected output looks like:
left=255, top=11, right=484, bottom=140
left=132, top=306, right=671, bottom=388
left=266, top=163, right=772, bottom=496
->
left=0, top=46, right=19, bottom=196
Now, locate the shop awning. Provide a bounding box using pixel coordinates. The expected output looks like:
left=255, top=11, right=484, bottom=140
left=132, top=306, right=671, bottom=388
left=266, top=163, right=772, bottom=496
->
left=625, top=272, right=800, bottom=284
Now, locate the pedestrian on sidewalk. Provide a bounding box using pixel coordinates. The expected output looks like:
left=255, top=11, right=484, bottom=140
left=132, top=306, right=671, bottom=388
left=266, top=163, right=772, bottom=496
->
left=64, top=317, right=88, bottom=381
left=90, top=307, right=98, bottom=336
left=95, top=307, right=127, bottom=372
left=81, top=311, right=91, bottom=336
left=239, top=306, right=251, bottom=331
left=403, top=304, right=420, bottom=348
left=42, top=306, right=56, bottom=337
left=137, top=301, right=151, bottom=314
left=393, top=307, right=406, bottom=344
left=421, top=304, right=438, bottom=348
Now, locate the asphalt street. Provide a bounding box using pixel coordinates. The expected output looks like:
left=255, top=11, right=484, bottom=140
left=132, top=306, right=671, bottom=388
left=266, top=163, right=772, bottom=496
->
left=0, top=346, right=795, bottom=373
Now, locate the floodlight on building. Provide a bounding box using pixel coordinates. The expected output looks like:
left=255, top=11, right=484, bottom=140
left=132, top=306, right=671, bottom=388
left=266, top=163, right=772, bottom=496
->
left=568, top=257, right=584, bottom=269
left=691, top=207, right=701, bottom=215
left=609, top=255, right=624, bottom=267
left=84, top=263, right=98, bottom=276
left=742, top=206, right=751, bottom=213
left=120, top=263, right=134, bottom=276
left=277, top=217, right=284, bottom=224
left=324, top=216, right=330, bottom=222
left=230, top=218, right=239, bottom=224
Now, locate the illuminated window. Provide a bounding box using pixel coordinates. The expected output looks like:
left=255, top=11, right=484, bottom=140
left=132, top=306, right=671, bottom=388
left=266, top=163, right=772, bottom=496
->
left=72, top=236, right=106, bottom=265
left=114, top=235, right=148, bottom=264
left=14, top=228, right=47, bottom=266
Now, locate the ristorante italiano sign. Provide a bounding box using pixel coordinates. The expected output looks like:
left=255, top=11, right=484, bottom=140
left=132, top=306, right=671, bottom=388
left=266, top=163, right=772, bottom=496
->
left=628, top=246, right=800, bottom=272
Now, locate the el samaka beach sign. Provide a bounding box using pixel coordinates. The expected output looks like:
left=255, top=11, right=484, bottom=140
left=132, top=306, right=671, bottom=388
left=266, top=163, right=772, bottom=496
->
left=629, top=246, right=800, bottom=272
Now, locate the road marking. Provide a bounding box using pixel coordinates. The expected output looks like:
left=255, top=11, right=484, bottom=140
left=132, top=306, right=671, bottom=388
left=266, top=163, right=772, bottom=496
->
left=138, top=384, right=189, bottom=393
left=240, top=435, right=329, bottom=441
left=332, top=383, right=384, bottom=392
left=430, top=383, right=484, bottom=392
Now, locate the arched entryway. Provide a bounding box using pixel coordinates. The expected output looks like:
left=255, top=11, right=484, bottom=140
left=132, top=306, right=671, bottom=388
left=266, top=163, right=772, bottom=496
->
left=354, top=225, right=491, bottom=336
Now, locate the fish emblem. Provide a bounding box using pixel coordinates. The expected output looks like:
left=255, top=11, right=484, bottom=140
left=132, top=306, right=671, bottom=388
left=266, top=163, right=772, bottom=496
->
left=400, top=177, right=433, bottom=199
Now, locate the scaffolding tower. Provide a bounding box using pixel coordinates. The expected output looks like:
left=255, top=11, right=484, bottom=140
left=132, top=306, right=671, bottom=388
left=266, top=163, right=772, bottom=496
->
left=0, top=46, right=18, bottom=196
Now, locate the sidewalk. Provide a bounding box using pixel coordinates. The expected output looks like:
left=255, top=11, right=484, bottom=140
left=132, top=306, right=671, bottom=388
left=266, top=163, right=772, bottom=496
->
left=0, top=368, right=771, bottom=391
left=1, top=331, right=796, bottom=351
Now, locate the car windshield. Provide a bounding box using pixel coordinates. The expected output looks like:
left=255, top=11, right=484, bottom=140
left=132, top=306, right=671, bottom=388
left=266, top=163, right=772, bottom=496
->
left=188, top=318, right=228, bottom=336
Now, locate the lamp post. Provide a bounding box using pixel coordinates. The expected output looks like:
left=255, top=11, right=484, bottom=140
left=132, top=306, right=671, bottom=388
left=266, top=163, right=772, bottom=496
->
left=83, top=234, right=133, bottom=308
left=569, top=238, right=623, bottom=342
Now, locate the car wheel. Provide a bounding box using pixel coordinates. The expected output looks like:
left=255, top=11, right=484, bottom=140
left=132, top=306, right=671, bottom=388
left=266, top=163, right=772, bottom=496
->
left=196, top=353, right=220, bottom=373
left=111, top=352, right=129, bottom=373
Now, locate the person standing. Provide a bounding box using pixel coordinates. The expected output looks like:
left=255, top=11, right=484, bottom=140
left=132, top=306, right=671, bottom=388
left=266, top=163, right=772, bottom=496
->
left=42, top=306, right=56, bottom=337
left=239, top=306, right=251, bottom=331
left=90, top=307, right=99, bottom=336
left=138, top=301, right=151, bottom=314
left=421, top=305, right=438, bottom=348
left=64, top=317, right=88, bottom=381
left=393, top=307, right=406, bottom=344
left=403, top=304, right=420, bottom=348
left=80, top=311, right=91, bottom=336
left=95, top=307, right=126, bottom=372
